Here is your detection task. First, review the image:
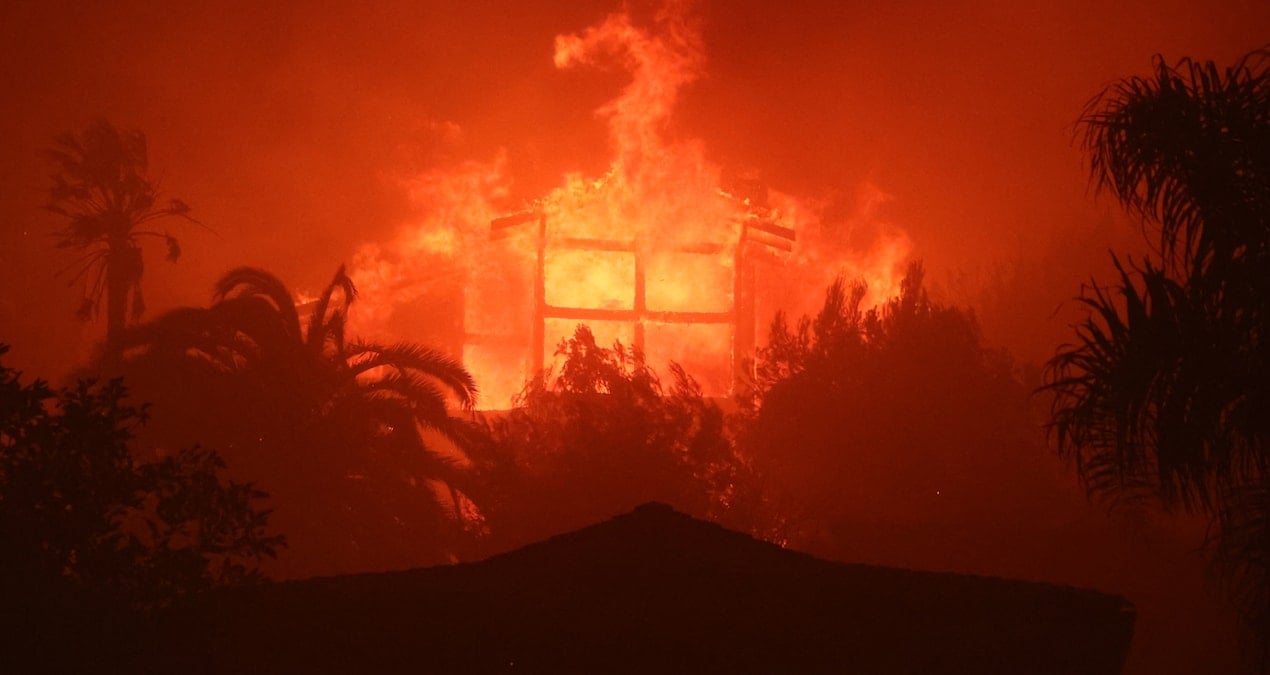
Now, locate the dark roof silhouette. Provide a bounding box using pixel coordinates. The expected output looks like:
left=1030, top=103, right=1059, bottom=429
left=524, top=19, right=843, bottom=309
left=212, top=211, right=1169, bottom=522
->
left=160, top=502, right=1134, bottom=674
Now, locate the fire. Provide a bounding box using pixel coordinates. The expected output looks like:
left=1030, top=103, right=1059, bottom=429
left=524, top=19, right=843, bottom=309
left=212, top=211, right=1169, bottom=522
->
left=350, top=2, right=911, bottom=408
left=552, top=1, right=705, bottom=174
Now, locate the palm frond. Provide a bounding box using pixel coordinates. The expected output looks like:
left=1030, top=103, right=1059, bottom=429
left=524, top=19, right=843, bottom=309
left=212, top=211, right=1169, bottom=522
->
left=1049, top=51, right=1270, bottom=657
left=306, top=265, right=357, bottom=355
left=105, top=306, right=239, bottom=368
left=206, top=296, right=306, bottom=362
left=1043, top=254, right=1227, bottom=510
left=348, top=341, right=478, bottom=410
left=1213, top=477, right=1270, bottom=638
left=360, top=372, right=474, bottom=459
left=1081, top=51, right=1270, bottom=275
left=212, top=267, right=302, bottom=342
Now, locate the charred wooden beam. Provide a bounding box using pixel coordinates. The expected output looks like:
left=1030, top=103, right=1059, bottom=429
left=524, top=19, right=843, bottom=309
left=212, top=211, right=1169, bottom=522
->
left=547, top=237, right=729, bottom=255
left=733, top=242, right=757, bottom=395
left=552, top=237, right=635, bottom=252
left=738, top=217, right=795, bottom=252
left=743, top=217, right=795, bottom=241
left=490, top=210, right=543, bottom=240
left=671, top=242, right=730, bottom=255
left=532, top=215, right=547, bottom=374
left=543, top=305, right=735, bottom=325
left=744, top=229, right=795, bottom=252
left=633, top=238, right=647, bottom=351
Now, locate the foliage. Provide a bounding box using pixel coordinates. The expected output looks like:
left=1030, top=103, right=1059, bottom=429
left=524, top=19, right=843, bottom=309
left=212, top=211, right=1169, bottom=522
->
left=46, top=119, right=198, bottom=339
left=1080, top=52, right=1270, bottom=277
left=471, top=326, right=754, bottom=553
left=94, top=266, right=480, bottom=576
left=1044, top=50, right=1270, bottom=660
left=739, top=262, right=1057, bottom=557
left=0, top=344, right=281, bottom=611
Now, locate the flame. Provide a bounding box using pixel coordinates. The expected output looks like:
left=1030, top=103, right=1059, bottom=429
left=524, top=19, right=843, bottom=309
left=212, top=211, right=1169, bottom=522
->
left=544, top=249, right=635, bottom=309
left=764, top=181, right=914, bottom=317
left=553, top=1, right=704, bottom=174
left=350, top=2, right=911, bottom=409
left=645, top=251, right=733, bottom=313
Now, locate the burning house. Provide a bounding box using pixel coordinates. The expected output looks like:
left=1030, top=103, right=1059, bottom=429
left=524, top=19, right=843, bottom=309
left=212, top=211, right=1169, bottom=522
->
left=350, top=5, right=910, bottom=409
left=475, top=176, right=795, bottom=400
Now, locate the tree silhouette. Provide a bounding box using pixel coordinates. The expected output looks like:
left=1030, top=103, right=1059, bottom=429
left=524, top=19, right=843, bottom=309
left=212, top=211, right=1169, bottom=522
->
left=47, top=119, right=198, bottom=342
left=95, top=266, right=481, bottom=577
left=0, top=343, right=281, bottom=670
left=738, top=262, right=1062, bottom=565
left=470, top=325, right=753, bottom=554
left=1044, top=50, right=1270, bottom=663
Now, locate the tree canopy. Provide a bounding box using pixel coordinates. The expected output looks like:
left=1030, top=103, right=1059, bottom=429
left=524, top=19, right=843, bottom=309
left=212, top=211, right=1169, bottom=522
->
left=739, top=262, right=1066, bottom=567
left=470, top=326, right=753, bottom=554
left=0, top=344, right=281, bottom=608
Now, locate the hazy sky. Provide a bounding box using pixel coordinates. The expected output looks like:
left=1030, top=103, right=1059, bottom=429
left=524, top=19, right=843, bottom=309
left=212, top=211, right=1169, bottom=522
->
left=2, top=0, right=1267, bottom=377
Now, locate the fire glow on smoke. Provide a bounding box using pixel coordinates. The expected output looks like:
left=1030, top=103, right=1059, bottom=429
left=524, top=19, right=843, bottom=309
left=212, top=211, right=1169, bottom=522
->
left=350, top=2, right=912, bottom=409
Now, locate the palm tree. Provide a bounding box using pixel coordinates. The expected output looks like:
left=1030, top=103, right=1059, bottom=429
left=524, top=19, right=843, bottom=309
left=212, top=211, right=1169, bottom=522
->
left=98, top=265, right=480, bottom=577
left=47, top=119, right=198, bottom=342
left=1044, top=50, right=1270, bottom=660
left=1079, top=52, right=1270, bottom=279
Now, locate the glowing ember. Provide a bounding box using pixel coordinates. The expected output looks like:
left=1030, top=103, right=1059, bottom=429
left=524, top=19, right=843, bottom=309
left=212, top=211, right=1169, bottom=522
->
left=350, top=3, right=911, bottom=408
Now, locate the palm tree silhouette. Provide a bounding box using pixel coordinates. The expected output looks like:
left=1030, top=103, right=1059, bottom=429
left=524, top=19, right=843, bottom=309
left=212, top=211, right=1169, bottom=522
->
left=46, top=119, right=198, bottom=342
left=99, top=265, right=480, bottom=576
left=1045, top=50, right=1270, bottom=656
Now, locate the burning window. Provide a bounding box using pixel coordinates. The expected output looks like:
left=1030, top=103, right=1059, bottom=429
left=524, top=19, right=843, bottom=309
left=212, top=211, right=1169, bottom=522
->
left=480, top=177, right=794, bottom=405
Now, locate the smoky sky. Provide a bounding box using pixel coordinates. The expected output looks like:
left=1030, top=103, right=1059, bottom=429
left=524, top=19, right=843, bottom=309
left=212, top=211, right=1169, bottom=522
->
left=1, top=0, right=1267, bottom=377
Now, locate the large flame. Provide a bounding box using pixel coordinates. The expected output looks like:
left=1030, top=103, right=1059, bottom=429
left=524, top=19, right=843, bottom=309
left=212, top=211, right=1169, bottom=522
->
left=350, top=2, right=911, bottom=408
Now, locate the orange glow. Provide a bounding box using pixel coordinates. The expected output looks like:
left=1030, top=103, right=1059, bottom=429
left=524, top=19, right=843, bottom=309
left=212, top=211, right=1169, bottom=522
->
left=544, top=318, right=634, bottom=368
left=544, top=250, right=635, bottom=310
left=350, top=3, right=910, bottom=408
left=644, top=321, right=733, bottom=386
left=646, top=252, right=733, bottom=313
